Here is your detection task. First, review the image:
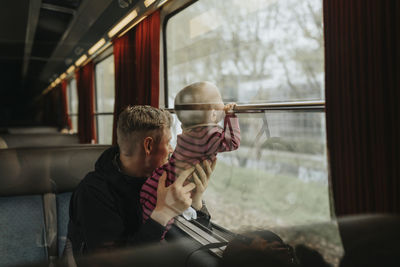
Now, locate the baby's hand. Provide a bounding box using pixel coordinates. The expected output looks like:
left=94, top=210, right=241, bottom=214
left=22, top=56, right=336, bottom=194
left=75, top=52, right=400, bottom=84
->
left=224, top=103, right=237, bottom=114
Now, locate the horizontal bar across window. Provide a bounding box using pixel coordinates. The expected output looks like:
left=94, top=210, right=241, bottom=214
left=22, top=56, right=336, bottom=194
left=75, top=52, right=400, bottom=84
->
left=69, top=113, right=113, bottom=116
left=94, top=112, right=113, bottom=116
left=165, top=100, right=325, bottom=113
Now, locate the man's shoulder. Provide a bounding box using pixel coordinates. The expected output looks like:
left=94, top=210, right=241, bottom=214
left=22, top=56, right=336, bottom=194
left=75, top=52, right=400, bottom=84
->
left=73, top=171, right=112, bottom=200
left=78, top=145, right=119, bottom=192
left=81, top=170, right=106, bottom=185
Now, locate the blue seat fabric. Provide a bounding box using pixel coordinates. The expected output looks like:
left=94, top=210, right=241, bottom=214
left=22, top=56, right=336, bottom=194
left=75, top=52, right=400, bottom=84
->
left=0, top=195, right=48, bottom=266
left=56, top=192, right=72, bottom=257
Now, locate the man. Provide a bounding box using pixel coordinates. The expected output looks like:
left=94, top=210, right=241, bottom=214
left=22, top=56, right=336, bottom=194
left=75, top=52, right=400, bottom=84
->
left=65, top=105, right=215, bottom=257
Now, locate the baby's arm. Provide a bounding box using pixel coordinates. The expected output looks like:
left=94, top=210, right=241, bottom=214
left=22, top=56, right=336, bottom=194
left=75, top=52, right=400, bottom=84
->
left=218, top=103, right=241, bottom=152
left=140, top=162, right=176, bottom=223
left=140, top=167, right=163, bottom=222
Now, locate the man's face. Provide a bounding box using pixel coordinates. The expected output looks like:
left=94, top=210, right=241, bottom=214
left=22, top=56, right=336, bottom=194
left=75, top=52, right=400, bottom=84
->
left=149, top=127, right=173, bottom=170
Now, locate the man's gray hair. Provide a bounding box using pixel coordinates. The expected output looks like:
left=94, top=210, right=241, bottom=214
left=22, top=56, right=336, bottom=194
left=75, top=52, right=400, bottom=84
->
left=117, top=105, right=172, bottom=156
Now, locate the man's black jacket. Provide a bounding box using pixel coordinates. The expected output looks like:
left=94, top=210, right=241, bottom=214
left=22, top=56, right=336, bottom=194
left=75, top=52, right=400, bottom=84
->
left=67, top=146, right=167, bottom=255
left=67, top=146, right=210, bottom=255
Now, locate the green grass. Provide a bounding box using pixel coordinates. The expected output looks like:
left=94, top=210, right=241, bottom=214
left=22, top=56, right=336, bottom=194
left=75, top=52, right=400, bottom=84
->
left=232, top=146, right=327, bottom=171
left=205, top=160, right=331, bottom=227
left=203, top=161, right=343, bottom=266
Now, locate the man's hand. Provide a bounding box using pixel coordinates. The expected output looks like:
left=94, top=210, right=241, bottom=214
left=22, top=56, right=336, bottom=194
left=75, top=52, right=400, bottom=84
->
left=191, top=159, right=217, bottom=210
left=150, top=167, right=196, bottom=226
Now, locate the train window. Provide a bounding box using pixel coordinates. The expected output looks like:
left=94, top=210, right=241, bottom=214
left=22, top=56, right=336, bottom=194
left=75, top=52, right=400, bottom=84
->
left=94, top=54, right=115, bottom=144
left=204, top=112, right=330, bottom=226
left=166, top=0, right=324, bottom=105
left=67, top=78, right=78, bottom=133
left=165, top=0, right=342, bottom=265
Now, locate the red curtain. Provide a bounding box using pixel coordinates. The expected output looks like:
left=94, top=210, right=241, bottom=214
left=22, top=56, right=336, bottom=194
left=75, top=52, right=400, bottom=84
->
left=133, top=10, right=160, bottom=107
left=61, top=80, right=72, bottom=130
left=324, top=0, right=400, bottom=215
left=112, top=10, right=160, bottom=144
left=76, top=62, right=97, bottom=143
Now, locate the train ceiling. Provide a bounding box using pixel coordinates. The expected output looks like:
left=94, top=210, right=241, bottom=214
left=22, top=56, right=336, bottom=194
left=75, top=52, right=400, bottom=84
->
left=0, top=0, right=140, bottom=105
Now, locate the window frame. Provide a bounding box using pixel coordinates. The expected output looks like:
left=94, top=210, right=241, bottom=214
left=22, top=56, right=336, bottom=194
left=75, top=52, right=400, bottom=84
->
left=66, top=76, right=78, bottom=133
left=93, top=46, right=115, bottom=144
left=162, top=0, right=197, bottom=108
left=161, top=0, right=329, bottom=255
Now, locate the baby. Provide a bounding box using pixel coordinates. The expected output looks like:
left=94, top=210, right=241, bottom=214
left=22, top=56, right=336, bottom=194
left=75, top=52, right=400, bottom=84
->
left=140, top=81, right=240, bottom=234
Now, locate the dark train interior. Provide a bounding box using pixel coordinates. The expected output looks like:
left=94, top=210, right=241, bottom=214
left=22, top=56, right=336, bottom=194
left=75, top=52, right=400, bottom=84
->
left=0, top=0, right=399, bottom=267
left=0, top=0, right=135, bottom=125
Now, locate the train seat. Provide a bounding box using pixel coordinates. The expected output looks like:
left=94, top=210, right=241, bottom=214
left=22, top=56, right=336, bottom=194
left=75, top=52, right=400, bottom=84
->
left=0, top=145, right=109, bottom=266
left=0, top=133, right=79, bottom=149
left=0, top=195, right=48, bottom=267
left=71, top=215, right=400, bottom=267
left=72, top=238, right=220, bottom=267
left=1, top=145, right=398, bottom=267
left=338, top=214, right=400, bottom=267
left=56, top=192, right=73, bottom=257
left=7, top=126, right=59, bottom=134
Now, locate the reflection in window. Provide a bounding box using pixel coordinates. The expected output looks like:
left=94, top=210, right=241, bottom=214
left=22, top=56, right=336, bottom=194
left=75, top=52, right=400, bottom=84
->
left=169, top=111, right=341, bottom=265
left=170, top=112, right=329, bottom=228
left=166, top=0, right=324, bottom=106
left=95, top=55, right=115, bottom=144
left=67, top=78, right=78, bottom=133
left=205, top=112, right=329, bottom=227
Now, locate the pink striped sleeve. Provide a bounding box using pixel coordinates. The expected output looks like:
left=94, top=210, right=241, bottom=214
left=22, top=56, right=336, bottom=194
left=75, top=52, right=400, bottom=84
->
left=140, top=162, right=177, bottom=224
left=217, top=114, right=241, bottom=152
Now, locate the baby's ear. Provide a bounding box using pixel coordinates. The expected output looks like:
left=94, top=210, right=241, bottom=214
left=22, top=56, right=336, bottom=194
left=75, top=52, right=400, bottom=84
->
left=210, top=109, right=218, bottom=122
left=214, top=109, right=225, bottom=123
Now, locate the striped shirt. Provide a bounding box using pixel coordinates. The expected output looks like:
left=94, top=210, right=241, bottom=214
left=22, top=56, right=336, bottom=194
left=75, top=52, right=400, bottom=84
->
left=140, top=114, right=240, bottom=233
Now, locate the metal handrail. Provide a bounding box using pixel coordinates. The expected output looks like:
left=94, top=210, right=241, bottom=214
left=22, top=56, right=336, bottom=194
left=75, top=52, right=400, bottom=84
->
left=94, top=112, right=113, bottom=116
left=72, top=101, right=325, bottom=117
left=165, top=100, right=325, bottom=113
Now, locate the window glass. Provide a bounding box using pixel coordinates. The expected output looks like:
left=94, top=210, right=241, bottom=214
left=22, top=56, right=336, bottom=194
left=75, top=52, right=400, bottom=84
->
left=206, top=112, right=329, bottom=226
left=95, top=55, right=115, bottom=113
left=70, top=116, right=78, bottom=133
left=170, top=111, right=329, bottom=227
left=96, top=115, right=113, bottom=144
left=166, top=0, right=343, bottom=265
left=68, top=78, right=78, bottom=114
left=166, top=0, right=324, bottom=106
left=170, top=111, right=341, bottom=265
left=68, top=78, right=78, bottom=133
left=95, top=54, right=115, bottom=144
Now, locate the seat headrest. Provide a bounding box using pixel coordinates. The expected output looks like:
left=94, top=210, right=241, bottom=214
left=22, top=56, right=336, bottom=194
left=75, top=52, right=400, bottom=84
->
left=7, top=126, right=59, bottom=134
left=0, top=133, right=79, bottom=148
left=0, top=145, right=109, bottom=196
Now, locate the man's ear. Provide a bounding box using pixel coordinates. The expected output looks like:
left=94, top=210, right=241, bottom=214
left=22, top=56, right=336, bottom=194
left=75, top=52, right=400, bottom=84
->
left=143, top=137, right=153, bottom=156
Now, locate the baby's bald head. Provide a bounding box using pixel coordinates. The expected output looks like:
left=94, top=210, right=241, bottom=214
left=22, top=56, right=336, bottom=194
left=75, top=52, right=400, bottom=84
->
left=175, top=81, right=222, bottom=106
left=174, top=82, right=224, bottom=127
